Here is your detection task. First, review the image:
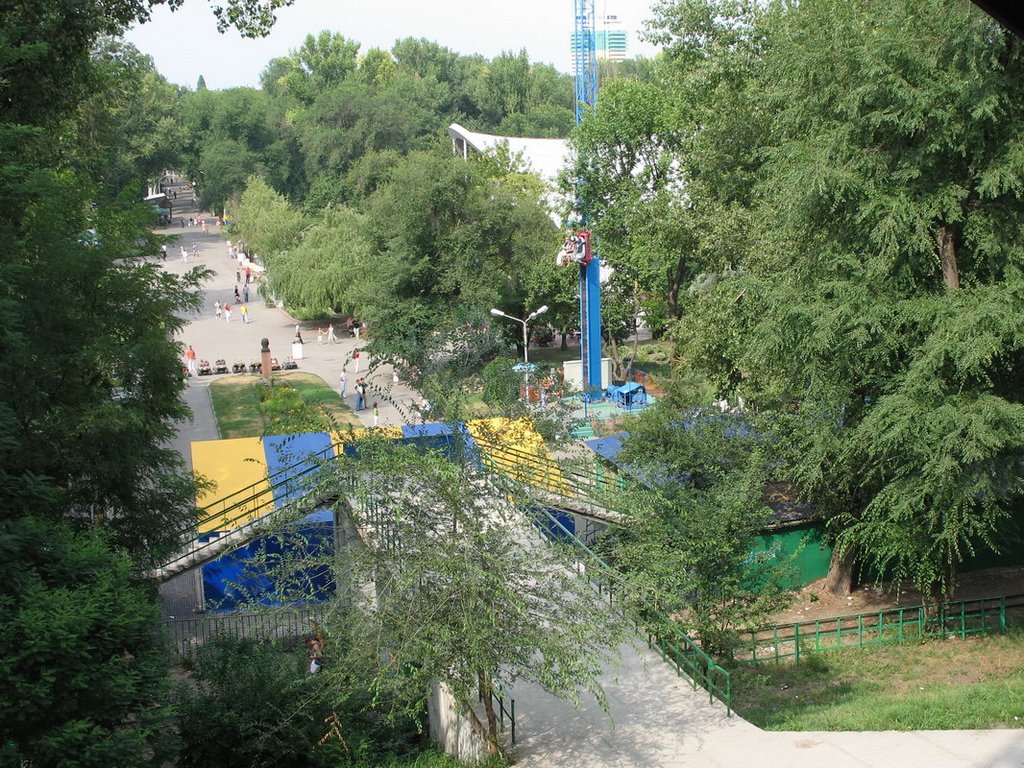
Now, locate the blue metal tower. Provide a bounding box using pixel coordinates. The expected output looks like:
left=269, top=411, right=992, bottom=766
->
left=573, top=0, right=602, bottom=397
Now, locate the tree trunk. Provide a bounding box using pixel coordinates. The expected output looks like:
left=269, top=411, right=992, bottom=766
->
left=604, top=331, right=623, bottom=379
left=824, top=546, right=856, bottom=596
left=560, top=332, right=568, bottom=350
left=477, top=669, right=499, bottom=754
left=935, top=224, right=960, bottom=290
left=666, top=255, right=687, bottom=319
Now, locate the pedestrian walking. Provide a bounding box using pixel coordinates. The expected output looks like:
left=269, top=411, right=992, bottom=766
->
left=161, top=244, right=168, bottom=261
left=317, top=328, right=325, bottom=345
left=327, top=324, right=337, bottom=345
left=234, top=286, right=241, bottom=303
left=372, top=402, right=379, bottom=427
left=214, top=300, right=221, bottom=319
left=185, top=345, right=197, bottom=376
left=339, top=369, right=347, bottom=398
left=244, top=267, right=251, bottom=284
left=192, top=243, right=198, bottom=257
left=355, top=380, right=364, bottom=411
left=353, top=350, right=360, bottom=373
left=236, top=269, right=241, bottom=284
left=181, top=246, right=187, bottom=262
left=243, top=284, right=250, bottom=303
left=240, top=304, right=248, bottom=324
left=224, top=304, right=231, bottom=322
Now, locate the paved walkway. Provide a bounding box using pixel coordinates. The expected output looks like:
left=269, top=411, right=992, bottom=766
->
left=159, top=185, right=1024, bottom=768
left=158, top=193, right=420, bottom=463
left=511, top=641, right=1024, bottom=767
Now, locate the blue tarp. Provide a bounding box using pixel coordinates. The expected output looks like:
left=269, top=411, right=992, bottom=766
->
left=585, top=433, right=627, bottom=463
left=263, top=432, right=334, bottom=507
left=202, top=509, right=335, bottom=611
left=605, top=381, right=647, bottom=408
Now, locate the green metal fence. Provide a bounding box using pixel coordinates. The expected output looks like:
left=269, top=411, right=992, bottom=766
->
left=735, top=593, right=1024, bottom=664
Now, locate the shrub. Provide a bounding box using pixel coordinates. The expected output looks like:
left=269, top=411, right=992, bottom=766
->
left=481, top=357, right=519, bottom=407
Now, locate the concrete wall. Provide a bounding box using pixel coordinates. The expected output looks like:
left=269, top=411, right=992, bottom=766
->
left=563, top=357, right=614, bottom=390
left=427, top=680, right=491, bottom=765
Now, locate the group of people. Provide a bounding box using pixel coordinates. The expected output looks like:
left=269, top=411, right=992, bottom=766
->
left=213, top=299, right=249, bottom=324
left=340, top=371, right=377, bottom=422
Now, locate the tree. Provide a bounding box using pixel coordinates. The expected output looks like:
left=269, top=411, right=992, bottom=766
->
left=69, top=39, right=183, bottom=202
left=327, top=439, right=625, bottom=751
left=673, top=0, right=1024, bottom=598
left=232, top=175, right=307, bottom=261
left=602, top=407, right=792, bottom=657
left=196, top=74, right=207, bottom=90
left=0, top=518, right=175, bottom=767
left=356, top=149, right=561, bottom=370
left=267, top=31, right=361, bottom=105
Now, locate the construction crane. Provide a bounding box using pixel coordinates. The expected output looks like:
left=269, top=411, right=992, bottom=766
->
left=564, top=0, right=603, bottom=399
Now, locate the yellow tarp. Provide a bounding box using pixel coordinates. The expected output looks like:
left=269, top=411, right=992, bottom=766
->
left=192, top=437, right=272, bottom=533
left=466, top=417, right=570, bottom=496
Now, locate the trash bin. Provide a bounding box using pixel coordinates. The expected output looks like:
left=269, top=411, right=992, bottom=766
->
left=292, top=342, right=304, bottom=360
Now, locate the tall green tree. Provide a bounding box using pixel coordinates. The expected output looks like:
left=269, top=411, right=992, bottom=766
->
left=0, top=518, right=176, bottom=767
left=329, top=440, right=625, bottom=751
left=676, top=0, right=1024, bottom=598
left=605, top=409, right=792, bottom=657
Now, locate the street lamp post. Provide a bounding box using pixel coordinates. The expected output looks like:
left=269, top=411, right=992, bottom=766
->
left=490, top=305, right=549, bottom=401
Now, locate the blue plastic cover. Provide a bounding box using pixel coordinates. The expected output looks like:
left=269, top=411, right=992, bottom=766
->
left=263, top=432, right=334, bottom=507
left=202, top=509, right=335, bottom=611
left=585, top=432, right=627, bottom=463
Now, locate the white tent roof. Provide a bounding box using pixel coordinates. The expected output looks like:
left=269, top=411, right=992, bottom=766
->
left=448, top=123, right=571, bottom=184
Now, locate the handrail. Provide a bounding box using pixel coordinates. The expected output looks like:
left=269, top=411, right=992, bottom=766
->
left=523, top=500, right=731, bottom=714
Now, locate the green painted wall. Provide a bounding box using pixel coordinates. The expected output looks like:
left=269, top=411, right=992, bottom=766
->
left=752, top=524, right=833, bottom=589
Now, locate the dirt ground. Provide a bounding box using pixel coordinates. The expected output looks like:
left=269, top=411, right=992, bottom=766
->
left=773, top=565, right=1024, bottom=624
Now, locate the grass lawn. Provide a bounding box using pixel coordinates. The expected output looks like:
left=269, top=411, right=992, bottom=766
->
left=731, top=626, right=1024, bottom=730
left=209, top=372, right=362, bottom=438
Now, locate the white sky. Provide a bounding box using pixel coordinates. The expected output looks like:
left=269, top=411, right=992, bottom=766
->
left=125, top=0, right=662, bottom=90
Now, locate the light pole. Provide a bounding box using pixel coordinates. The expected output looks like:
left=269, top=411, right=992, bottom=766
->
left=490, top=305, right=549, bottom=400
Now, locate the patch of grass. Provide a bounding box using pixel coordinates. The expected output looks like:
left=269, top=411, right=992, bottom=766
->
left=209, top=372, right=361, bottom=438
left=208, top=376, right=264, bottom=437
left=731, top=628, right=1024, bottom=730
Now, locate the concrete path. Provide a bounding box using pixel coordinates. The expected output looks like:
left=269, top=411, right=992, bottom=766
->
left=157, top=193, right=420, bottom=444
left=511, top=640, right=1024, bottom=767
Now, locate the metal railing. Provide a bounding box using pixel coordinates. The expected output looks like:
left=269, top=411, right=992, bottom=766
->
left=478, top=689, right=516, bottom=746
left=472, top=436, right=623, bottom=522
left=155, top=443, right=356, bottom=578
left=735, top=593, right=1024, bottom=665
left=527, top=505, right=732, bottom=714
left=165, top=605, right=326, bottom=657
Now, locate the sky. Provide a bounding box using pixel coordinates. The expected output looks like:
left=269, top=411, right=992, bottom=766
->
left=125, top=0, right=663, bottom=90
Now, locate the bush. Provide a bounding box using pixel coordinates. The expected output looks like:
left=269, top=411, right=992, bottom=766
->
left=176, top=638, right=346, bottom=768
left=261, top=382, right=331, bottom=435
left=0, top=518, right=175, bottom=767
left=176, top=637, right=434, bottom=767
left=481, top=357, right=519, bottom=407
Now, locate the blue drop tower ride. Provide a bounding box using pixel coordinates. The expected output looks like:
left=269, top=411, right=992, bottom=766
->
left=572, top=0, right=602, bottom=398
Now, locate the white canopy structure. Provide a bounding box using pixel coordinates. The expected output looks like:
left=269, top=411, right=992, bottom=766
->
left=448, top=123, right=571, bottom=185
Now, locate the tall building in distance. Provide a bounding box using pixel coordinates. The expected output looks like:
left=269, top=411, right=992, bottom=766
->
left=570, top=8, right=629, bottom=73
left=596, top=12, right=628, bottom=63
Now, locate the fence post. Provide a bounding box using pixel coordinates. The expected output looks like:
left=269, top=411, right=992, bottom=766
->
left=1000, top=597, right=1007, bottom=632
left=794, top=627, right=800, bottom=664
